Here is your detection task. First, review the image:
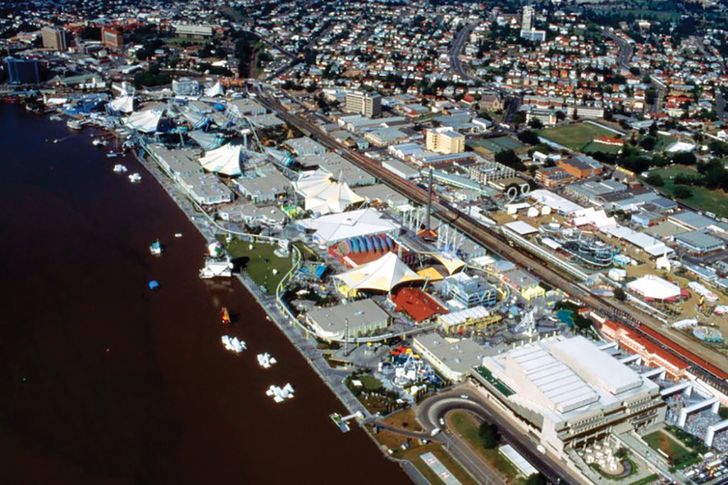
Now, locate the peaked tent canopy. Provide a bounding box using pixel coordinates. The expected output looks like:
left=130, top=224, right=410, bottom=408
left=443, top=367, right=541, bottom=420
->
left=199, top=143, right=243, bottom=176
left=298, top=208, right=399, bottom=245
left=335, top=252, right=424, bottom=294
left=189, top=130, right=224, bottom=151
left=109, top=95, right=134, bottom=113
left=205, top=81, right=224, bottom=97
left=293, top=169, right=364, bottom=215
left=123, top=108, right=162, bottom=133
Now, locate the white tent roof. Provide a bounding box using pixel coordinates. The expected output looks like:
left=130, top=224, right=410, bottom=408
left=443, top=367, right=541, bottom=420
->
left=627, top=275, right=681, bottom=300
left=298, top=208, right=399, bottom=244
left=293, top=169, right=364, bottom=215
left=199, top=143, right=243, bottom=176
left=123, top=108, right=162, bottom=133
left=205, top=81, right=224, bottom=97
left=109, top=95, right=134, bottom=113
left=335, top=252, right=424, bottom=293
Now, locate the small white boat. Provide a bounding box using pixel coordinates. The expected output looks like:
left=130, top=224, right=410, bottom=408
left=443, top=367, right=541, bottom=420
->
left=174, top=233, right=183, bottom=238
left=106, top=151, right=118, bottom=158
left=49, top=115, right=62, bottom=121
left=128, top=173, right=142, bottom=183
left=257, top=353, right=277, bottom=369
left=221, top=335, right=246, bottom=353
left=199, top=257, right=233, bottom=279
left=266, top=383, right=295, bottom=403
left=67, top=119, right=83, bottom=130
left=149, top=240, right=162, bottom=256
left=113, top=164, right=127, bottom=173
left=92, top=138, right=108, bottom=147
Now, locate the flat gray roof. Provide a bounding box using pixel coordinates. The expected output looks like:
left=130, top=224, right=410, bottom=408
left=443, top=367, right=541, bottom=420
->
left=306, top=299, right=388, bottom=333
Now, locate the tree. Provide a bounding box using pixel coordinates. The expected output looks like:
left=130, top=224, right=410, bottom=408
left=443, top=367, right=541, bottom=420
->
left=518, top=129, right=540, bottom=145
left=614, top=287, right=627, bottom=301
left=478, top=422, right=499, bottom=449
left=670, top=151, right=696, bottom=166
left=528, top=117, right=544, bottom=129
left=495, top=149, right=526, bottom=171
left=526, top=474, right=547, bottom=485
left=673, top=185, right=693, bottom=199
left=639, top=136, right=657, bottom=151
left=645, top=173, right=664, bottom=187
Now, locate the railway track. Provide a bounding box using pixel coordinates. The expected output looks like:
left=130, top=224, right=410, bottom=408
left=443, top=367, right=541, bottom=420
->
left=257, top=93, right=728, bottom=390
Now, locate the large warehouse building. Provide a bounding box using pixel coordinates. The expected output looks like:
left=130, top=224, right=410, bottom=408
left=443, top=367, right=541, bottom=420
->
left=472, top=336, right=666, bottom=455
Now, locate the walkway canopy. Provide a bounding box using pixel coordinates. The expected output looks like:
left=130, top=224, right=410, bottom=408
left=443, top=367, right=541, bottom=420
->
left=199, top=143, right=243, bottom=176
left=335, top=252, right=424, bottom=295
left=124, top=108, right=162, bottom=133
left=293, top=169, right=364, bottom=215
left=431, top=253, right=466, bottom=275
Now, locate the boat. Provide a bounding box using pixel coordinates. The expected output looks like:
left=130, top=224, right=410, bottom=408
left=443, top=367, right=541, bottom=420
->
left=113, top=164, right=128, bottom=173
left=221, top=335, right=245, bottom=353
left=220, top=307, right=231, bottom=325
left=257, top=353, right=277, bottom=369
left=92, top=138, right=108, bottom=147
left=266, top=383, right=295, bottom=403
left=49, top=114, right=62, bottom=122
left=174, top=233, right=183, bottom=238
left=106, top=151, right=118, bottom=158
left=67, top=119, right=83, bottom=130
left=149, top=239, right=162, bottom=256
left=128, top=173, right=142, bottom=183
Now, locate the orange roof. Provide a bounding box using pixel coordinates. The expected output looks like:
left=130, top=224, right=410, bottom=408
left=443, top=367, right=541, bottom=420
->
left=391, top=288, right=448, bottom=323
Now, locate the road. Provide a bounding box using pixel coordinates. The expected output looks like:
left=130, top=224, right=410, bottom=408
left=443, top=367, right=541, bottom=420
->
left=605, top=31, right=633, bottom=71
left=252, top=83, right=728, bottom=389
left=449, top=23, right=476, bottom=81
left=416, top=385, right=580, bottom=484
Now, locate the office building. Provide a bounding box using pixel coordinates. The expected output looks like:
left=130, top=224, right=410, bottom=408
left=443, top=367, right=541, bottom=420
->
left=521, top=6, right=534, bottom=30
left=102, top=27, right=124, bottom=49
left=4, top=57, right=41, bottom=84
left=305, top=299, right=389, bottom=341
left=173, top=24, right=213, bottom=39
left=172, top=77, right=200, bottom=96
left=474, top=336, right=666, bottom=454
left=344, top=91, right=382, bottom=118
left=41, top=26, right=68, bottom=51
left=425, top=127, right=465, bottom=154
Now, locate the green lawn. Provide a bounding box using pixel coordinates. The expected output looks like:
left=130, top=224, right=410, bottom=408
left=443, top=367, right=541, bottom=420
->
left=468, top=136, right=524, bottom=154
left=583, top=140, right=623, bottom=154
left=447, top=411, right=525, bottom=483
left=648, top=165, right=728, bottom=217
left=538, top=123, right=616, bottom=151
left=221, top=237, right=293, bottom=294
left=643, top=430, right=693, bottom=465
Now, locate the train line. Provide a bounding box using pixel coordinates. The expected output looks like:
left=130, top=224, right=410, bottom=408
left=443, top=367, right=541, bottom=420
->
left=257, top=92, right=728, bottom=390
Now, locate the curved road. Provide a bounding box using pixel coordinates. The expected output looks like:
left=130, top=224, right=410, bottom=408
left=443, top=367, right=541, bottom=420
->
left=417, top=386, right=580, bottom=485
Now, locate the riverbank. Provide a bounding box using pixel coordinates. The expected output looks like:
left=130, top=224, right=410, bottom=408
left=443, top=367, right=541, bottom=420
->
left=0, top=104, right=408, bottom=484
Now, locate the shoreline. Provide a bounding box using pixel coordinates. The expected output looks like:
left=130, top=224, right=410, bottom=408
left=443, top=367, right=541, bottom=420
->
left=129, top=141, right=427, bottom=481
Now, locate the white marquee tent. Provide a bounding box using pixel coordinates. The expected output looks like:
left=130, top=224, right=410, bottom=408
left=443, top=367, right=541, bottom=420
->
left=293, top=169, right=364, bottom=215
left=298, top=208, right=399, bottom=245
left=199, top=143, right=243, bottom=176
left=109, top=95, right=134, bottom=113
left=123, top=108, right=163, bottom=133
left=204, top=81, right=225, bottom=97
left=335, top=252, right=424, bottom=294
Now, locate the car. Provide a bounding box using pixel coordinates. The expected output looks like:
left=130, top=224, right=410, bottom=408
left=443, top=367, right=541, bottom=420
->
left=439, top=418, right=445, bottom=426
left=459, top=394, right=469, bottom=400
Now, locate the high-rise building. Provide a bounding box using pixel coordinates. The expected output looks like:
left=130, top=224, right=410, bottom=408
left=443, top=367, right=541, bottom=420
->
left=41, top=26, right=68, bottom=51
left=4, top=57, right=41, bottom=84
left=344, top=91, right=382, bottom=118
left=425, top=127, right=465, bottom=155
left=521, top=6, right=534, bottom=31
left=102, top=27, right=124, bottom=49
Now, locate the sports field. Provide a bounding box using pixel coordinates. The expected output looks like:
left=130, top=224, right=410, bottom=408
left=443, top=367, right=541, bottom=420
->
left=538, top=123, right=617, bottom=151
left=648, top=165, right=728, bottom=218
left=468, top=136, right=524, bottom=154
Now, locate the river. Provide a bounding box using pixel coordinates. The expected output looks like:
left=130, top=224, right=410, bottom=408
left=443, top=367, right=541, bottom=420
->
left=0, top=104, right=408, bottom=484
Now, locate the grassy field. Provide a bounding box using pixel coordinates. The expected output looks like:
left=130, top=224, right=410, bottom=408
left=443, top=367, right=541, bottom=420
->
left=468, top=136, right=524, bottom=154
left=538, top=123, right=616, bottom=151
left=582, top=140, right=623, bottom=154
left=648, top=165, right=728, bottom=218
left=643, top=430, right=692, bottom=465
left=447, top=411, right=525, bottom=483
left=222, top=237, right=293, bottom=294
